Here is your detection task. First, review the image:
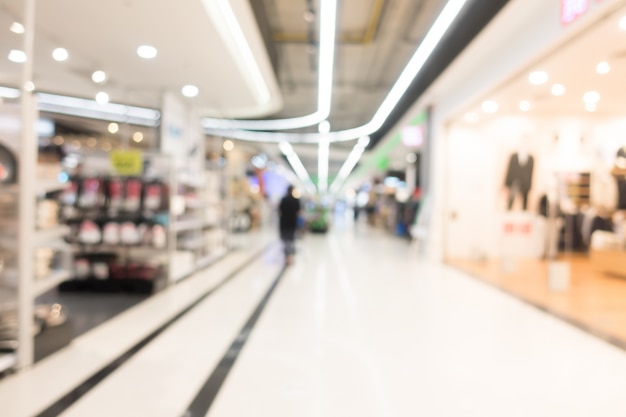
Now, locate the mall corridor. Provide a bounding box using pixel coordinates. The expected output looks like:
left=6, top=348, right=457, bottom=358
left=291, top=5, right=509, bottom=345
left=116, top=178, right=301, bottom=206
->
left=2, top=223, right=626, bottom=417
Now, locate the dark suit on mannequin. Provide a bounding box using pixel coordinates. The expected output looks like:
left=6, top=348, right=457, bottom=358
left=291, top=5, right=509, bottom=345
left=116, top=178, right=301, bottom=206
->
left=505, top=152, right=534, bottom=210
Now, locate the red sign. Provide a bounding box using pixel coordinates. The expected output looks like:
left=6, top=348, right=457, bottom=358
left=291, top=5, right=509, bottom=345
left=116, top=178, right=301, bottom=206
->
left=561, top=0, right=588, bottom=25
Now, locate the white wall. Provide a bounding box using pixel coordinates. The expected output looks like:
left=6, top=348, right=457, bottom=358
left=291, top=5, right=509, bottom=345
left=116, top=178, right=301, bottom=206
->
left=382, top=0, right=622, bottom=262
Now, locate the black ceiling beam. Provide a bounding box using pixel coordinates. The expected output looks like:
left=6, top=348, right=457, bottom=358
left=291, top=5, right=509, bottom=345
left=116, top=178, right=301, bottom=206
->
left=369, top=0, right=511, bottom=148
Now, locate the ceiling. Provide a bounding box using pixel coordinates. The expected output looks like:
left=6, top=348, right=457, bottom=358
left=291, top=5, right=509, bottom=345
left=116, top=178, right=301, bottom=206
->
left=0, top=0, right=451, bottom=185
left=456, top=2, right=626, bottom=124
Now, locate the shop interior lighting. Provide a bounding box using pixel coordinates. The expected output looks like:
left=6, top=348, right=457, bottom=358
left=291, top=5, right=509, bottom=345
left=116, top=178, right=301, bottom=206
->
left=202, top=0, right=337, bottom=130
left=328, top=136, right=370, bottom=195
left=52, top=48, right=68, bottom=62
left=318, top=138, right=329, bottom=194
left=620, top=16, right=626, bottom=30
left=406, top=153, right=417, bottom=164
left=481, top=100, right=499, bottom=113
left=583, top=91, right=600, bottom=104
left=8, top=49, right=26, bottom=63
left=107, top=122, right=119, bottom=134
left=201, top=0, right=272, bottom=107
left=278, top=141, right=316, bottom=194
left=24, top=81, right=35, bottom=92
left=551, top=84, right=566, bottom=96
left=528, top=71, right=548, bottom=85
left=10, top=22, right=25, bottom=34
left=91, top=70, right=107, bottom=84
left=137, top=45, right=157, bottom=59
left=596, top=61, right=611, bottom=74
left=585, top=102, right=597, bottom=112
left=95, top=92, right=109, bottom=104
left=181, top=85, right=199, bottom=98
left=205, top=0, right=472, bottom=144
left=132, top=132, right=144, bottom=143
left=36, top=92, right=161, bottom=127
left=519, top=100, right=531, bottom=112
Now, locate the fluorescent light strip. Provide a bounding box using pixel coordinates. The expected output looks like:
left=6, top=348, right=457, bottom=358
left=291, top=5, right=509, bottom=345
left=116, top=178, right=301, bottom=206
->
left=202, top=0, right=271, bottom=105
left=279, top=141, right=316, bottom=194
left=36, top=92, right=161, bottom=126
left=329, top=136, right=370, bottom=194
left=318, top=138, right=329, bottom=194
left=202, top=0, right=337, bottom=130
left=206, top=0, right=468, bottom=143
left=0, top=86, right=21, bottom=99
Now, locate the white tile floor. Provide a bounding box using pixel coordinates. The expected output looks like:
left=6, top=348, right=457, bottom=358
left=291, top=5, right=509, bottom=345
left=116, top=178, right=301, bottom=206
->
left=3, top=222, right=626, bottom=416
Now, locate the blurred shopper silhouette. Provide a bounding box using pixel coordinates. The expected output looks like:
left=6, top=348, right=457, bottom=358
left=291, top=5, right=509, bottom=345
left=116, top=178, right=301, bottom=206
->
left=279, top=185, right=301, bottom=264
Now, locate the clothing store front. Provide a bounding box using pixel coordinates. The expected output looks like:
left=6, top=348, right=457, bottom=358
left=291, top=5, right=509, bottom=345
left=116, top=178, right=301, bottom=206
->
left=428, top=0, right=626, bottom=345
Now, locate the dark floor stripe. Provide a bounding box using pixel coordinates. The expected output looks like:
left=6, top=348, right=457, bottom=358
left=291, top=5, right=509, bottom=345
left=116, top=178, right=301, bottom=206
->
left=34, top=244, right=274, bottom=417
left=182, top=266, right=287, bottom=417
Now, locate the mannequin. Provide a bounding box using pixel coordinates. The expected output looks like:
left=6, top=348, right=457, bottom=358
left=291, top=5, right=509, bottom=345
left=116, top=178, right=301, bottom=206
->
left=504, top=140, right=535, bottom=210
left=612, top=147, right=626, bottom=209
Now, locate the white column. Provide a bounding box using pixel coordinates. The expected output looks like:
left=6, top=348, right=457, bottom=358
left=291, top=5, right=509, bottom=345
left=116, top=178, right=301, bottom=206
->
left=17, top=0, right=36, bottom=369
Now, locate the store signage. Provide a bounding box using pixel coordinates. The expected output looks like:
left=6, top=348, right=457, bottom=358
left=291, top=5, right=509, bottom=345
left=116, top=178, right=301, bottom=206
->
left=503, top=222, right=532, bottom=234
left=110, top=150, right=143, bottom=176
left=561, top=0, right=588, bottom=25
left=402, top=125, right=425, bottom=148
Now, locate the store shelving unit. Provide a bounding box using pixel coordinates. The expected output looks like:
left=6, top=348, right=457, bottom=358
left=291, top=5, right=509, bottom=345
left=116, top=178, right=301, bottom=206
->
left=56, top=151, right=173, bottom=294
left=172, top=165, right=228, bottom=282
left=0, top=168, right=71, bottom=372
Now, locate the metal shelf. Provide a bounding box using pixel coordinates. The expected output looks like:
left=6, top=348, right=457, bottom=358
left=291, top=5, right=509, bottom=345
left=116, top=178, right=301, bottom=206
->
left=33, top=270, right=72, bottom=297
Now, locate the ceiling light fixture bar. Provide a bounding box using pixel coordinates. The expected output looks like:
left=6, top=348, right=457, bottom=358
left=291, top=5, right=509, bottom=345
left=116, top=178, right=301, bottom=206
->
left=318, top=138, right=329, bottom=194
left=202, top=0, right=272, bottom=106
left=329, top=136, right=370, bottom=195
left=278, top=141, right=316, bottom=194
left=206, top=0, right=469, bottom=143
left=202, top=0, right=337, bottom=130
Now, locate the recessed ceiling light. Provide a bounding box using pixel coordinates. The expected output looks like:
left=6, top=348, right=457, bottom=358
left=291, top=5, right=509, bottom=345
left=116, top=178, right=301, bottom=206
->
left=52, top=48, right=68, bottom=62
left=8, top=49, right=26, bottom=63
left=481, top=100, right=499, bottom=113
left=24, top=81, right=35, bottom=92
left=583, top=91, right=600, bottom=104
left=10, top=22, right=24, bottom=34
left=620, top=16, right=626, bottom=30
left=137, top=45, right=157, bottom=59
left=95, top=91, right=109, bottom=104
left=551, top=84, right=566, bottom=96
left=596, top=61, right=611, bottom=74
left=464, top=112, right=479, bottom=123
left=519, top=101, right=531, bottom=112
left=102, top=142, right=112, bottom=151
left=87, top=137, right=97, bottom=147
left=181, top=85, right=199, bottom=98
left=108, top=122, right=119, bottom=134
left=132, top=132, right=144, bottom=143
left=92, top=70, right=107, bottom=84
left=223, top=140, right=234, bottom=151
left=529, top=71, right=548, bottom=85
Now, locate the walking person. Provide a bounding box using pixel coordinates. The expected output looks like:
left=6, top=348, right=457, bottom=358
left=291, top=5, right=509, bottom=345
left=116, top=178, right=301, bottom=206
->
left=279, top=185, right=301, bottom=265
